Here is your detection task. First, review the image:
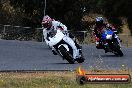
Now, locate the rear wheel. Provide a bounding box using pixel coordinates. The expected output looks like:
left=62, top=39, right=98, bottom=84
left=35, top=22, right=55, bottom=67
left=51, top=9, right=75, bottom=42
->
left=76, top=57, right=84, bottom=63
left=58, top=45, right=75, bottom=64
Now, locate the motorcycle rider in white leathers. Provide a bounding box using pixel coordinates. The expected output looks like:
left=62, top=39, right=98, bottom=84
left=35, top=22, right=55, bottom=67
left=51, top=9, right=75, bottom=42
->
left=42, top=15, right=80, bottom=60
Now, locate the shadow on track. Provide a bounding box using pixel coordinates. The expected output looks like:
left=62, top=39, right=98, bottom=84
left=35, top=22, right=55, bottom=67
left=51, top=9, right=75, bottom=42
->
left=50, top=62, right=78, bottom=65
left=101, top=54, right=123, bottom=57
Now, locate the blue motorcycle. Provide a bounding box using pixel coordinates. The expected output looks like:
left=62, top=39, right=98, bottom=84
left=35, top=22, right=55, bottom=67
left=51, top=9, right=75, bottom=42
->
left=101, top=28, right=123, bottom=56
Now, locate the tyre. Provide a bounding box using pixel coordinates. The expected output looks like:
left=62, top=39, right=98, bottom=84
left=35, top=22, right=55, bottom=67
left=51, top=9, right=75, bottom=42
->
left=76, top=57, right=85, bottom=63
left=119, top=50, right=123, bottom=56
left=113, top=43, right=123, bottom=57
left=114, top=49, right=123, bottom=56
left=58, top=45, right=75, bottom=64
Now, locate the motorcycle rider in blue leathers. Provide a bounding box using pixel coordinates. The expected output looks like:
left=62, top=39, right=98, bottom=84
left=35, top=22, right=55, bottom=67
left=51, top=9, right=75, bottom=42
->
left=93, top=17, right=121, bottom=53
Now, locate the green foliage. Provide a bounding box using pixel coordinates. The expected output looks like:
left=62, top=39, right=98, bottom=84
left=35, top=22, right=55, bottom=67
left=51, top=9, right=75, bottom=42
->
left=9, top=0, right=84, bottom=30
left=0, top=0, right=132, bottom=33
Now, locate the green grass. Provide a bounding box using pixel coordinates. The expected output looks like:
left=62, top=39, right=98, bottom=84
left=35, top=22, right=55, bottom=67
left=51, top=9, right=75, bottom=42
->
left=0, top=71, right=131, bottom=88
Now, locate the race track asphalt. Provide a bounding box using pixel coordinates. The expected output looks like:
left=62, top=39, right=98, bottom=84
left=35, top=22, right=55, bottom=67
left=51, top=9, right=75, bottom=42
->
left=0, top=40, right=131, bottom=71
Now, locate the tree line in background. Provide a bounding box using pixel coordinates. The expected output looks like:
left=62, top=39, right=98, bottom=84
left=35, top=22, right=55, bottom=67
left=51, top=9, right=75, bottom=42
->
left=0, top=0, right=132, bottom=34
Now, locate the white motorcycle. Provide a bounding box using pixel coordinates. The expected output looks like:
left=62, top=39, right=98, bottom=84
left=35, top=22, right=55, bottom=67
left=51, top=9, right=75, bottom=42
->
left=45, top=29, right=85, bottom=64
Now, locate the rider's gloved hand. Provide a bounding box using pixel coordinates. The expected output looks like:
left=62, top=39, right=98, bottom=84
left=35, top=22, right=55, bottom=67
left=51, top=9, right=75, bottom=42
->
left=69, top=33, right=75, bottom=39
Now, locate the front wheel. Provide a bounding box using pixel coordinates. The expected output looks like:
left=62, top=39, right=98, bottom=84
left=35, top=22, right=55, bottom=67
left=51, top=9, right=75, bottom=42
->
left=112, top=43, right=123, bottom=57
left=58, top=45, right=75, bottom=64
left=114, top=49, right=123, bottom=56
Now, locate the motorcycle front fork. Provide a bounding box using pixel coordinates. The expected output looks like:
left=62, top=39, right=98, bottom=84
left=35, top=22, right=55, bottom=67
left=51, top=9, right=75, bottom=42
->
left=116, top=38, right=121, bottom=47
left=114, top=34, right=121, bottom=47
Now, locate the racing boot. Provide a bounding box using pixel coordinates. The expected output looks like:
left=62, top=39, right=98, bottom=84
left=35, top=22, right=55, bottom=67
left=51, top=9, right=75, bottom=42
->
left=96, top=41, right=104, bottom=49
left=52, top=47, right=57, bottom=55
left=52, top=50, right=57, bottom=55
left=96, top=41, right=100, bottom=49
left=75, top=41, right=82, bottom=49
